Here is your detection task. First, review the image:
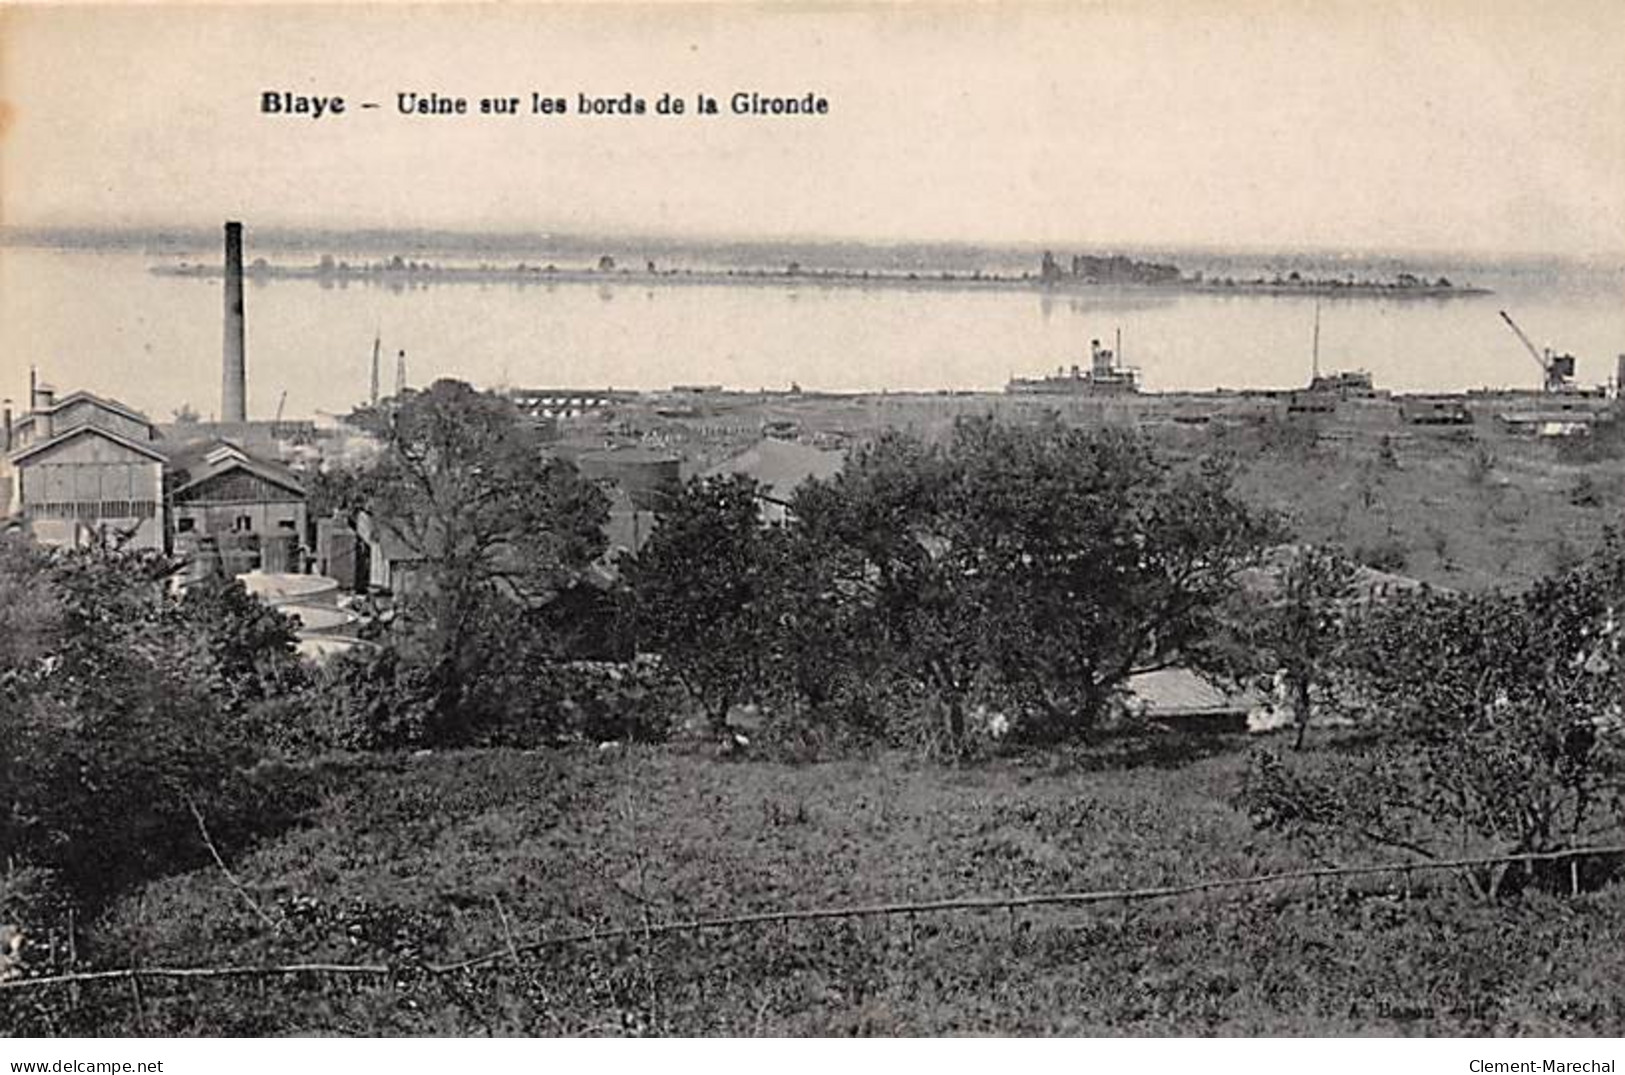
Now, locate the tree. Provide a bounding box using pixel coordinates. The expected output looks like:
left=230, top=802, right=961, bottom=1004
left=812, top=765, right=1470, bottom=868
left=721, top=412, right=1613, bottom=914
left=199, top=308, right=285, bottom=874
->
left=1241, top=541, right=1625, bottom=896
left=754, top=509, right=884, bottom=733
left=943, top=418, right=1276, bottom=739
left=791, top=429, right=986, bottom=749
left=0, top=539, right=306, bottom=909
left=1243, top=545, right=1359, bottom=750
left=793, top=418, right=1277, bottom=746
left=350, top=380, right=608, bottom=740
left=624, top=475, right=775, bottom=736
left=173, top=573, right=309, bottom=717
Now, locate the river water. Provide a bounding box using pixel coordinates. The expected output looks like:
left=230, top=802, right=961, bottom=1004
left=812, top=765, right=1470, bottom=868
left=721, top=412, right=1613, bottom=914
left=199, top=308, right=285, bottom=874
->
left=3, top=242, right=1622, bottom=421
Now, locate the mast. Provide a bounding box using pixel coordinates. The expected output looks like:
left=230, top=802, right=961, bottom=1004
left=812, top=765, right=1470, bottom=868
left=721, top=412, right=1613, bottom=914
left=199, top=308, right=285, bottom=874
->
left=1311, top=300, right=1322, bottom=381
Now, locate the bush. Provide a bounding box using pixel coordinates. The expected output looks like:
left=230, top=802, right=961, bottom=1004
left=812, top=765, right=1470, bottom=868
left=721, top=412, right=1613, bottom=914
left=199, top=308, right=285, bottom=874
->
left=1238, top=542, right=1625, bottom=896
left=552, top=658, right=681, bottom=745
left=0, top=540, right=310, bottom=910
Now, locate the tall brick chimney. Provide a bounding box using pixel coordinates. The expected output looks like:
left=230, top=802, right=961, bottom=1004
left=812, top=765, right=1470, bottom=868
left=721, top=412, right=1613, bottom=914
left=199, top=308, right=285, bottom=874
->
left=222, top=221, right=247, bottom=423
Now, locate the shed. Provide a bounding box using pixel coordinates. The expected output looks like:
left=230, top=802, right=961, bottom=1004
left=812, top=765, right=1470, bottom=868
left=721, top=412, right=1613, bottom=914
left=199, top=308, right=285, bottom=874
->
left=1124, top=668, right=1256, bottom=734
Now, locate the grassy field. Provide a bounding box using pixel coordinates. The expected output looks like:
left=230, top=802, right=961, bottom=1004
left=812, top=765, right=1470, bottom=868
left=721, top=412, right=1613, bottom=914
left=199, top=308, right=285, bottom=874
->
left=655, top=389, right=1625, bottom=592
left=12, top=738, right=1624, bottom=1036
left=1230, top=427, right=1625, bottom=591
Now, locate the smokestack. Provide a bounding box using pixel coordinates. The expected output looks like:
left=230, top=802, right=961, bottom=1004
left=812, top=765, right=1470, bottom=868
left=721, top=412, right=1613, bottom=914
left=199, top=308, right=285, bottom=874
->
left=222, top=221, right=247, bottom=423
left=3, top=400, right=12, bottom=453
left=395, top=349, right=407, bottom=397
left=32, top=381, right=55, bottom=438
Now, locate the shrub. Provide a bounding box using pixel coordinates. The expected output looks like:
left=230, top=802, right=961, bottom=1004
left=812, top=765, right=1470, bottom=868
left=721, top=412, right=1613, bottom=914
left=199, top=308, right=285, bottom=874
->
left=0, top=539, right=310, bottom=910
left=1239, top=542, right=1625, bottom=896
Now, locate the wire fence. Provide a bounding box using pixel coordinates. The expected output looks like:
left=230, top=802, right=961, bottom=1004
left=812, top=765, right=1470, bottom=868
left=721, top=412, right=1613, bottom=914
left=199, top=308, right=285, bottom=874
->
left=4, top=842, right=1623, bottom=994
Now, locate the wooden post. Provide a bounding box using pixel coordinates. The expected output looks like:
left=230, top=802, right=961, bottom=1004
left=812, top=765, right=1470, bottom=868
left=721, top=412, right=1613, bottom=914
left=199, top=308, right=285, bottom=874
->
left=128, top=973, right=148, bottom=1034
left=67, top=908, right=79, bottom=1012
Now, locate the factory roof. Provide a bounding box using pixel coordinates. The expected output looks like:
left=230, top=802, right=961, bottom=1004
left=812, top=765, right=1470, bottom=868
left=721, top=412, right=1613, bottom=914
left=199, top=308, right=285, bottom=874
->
left=8, top=423, right=169, bottom=465
left=15, top=390, right=153, bottom=428
left=703, top=438, right=846, bottom=504
left=165, top=439, right=306, bottom=498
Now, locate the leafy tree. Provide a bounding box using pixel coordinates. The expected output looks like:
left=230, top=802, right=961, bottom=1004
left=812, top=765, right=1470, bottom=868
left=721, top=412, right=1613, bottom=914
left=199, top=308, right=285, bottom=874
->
left=943, top=418, right=1275, bottom=739
left=1243, top=545, right=1359, bottom=750
left=174, top=574, right=309, bottom=714
left=793, top=418, right=1276, bottom=746
left=0, top=540, right=307, bottom=909
left=1241, top=542, right=1625, bottom=896
left=349, top=380, right=609, bottom=740
left=791, top=430, right=985, bottom=748
left=624, top=474, right=775, bottom=735
left=754, top=514, right=885, bottom=737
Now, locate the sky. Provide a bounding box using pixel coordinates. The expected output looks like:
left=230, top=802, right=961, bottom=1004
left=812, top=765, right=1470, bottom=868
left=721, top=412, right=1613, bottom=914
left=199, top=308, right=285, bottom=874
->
left=3, top=1, right=1624, bottom=256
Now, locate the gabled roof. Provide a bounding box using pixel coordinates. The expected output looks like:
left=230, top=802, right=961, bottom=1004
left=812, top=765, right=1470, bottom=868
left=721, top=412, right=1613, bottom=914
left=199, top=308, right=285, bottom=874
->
left=39, top=390, right=154, bottom=428
left=703, top=439, right=846, bottom=504
left=169, top=445, right=305, bottom=499
left=14, top=391, right=154, bottom=434
left=8, top=423, right=168, bottom=465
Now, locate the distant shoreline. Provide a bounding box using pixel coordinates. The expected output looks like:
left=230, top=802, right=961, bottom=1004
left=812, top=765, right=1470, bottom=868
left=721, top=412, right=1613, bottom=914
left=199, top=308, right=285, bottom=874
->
left=148, top=260, right=1493, bottom=300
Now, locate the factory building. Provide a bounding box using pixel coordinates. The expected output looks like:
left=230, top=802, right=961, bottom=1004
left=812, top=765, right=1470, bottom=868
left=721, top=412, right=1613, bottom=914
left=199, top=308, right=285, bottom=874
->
left=2, top=224, right=310, bottom=562
left=167, top=439, right=307, bottom=555
left=3, top=383, right=167, bottom=549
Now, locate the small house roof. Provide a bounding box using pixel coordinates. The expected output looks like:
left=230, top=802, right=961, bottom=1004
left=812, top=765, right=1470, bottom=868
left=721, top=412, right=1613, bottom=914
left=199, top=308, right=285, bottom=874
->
left=1126, top=668, right=1253, bottom=717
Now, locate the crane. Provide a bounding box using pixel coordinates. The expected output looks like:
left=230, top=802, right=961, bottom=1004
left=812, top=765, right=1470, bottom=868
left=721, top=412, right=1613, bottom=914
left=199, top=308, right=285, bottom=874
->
left=1498, top=309, right=1575, bottom=393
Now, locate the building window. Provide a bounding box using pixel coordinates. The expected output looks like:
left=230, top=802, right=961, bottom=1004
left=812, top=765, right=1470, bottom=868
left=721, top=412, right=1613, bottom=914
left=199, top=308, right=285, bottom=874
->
left=177, top=517, right=195, bottom=533
left=235, top=515, right=253, bottom=532
left=277, top=519, right=297, bottom=531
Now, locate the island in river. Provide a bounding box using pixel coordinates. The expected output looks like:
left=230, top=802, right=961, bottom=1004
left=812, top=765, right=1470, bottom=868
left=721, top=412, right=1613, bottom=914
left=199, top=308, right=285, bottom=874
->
left=149, top=248, right=1492, bottom=299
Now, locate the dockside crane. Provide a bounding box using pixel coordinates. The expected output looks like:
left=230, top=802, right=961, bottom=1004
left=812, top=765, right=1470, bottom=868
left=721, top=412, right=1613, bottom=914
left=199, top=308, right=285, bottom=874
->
left=1499, top=309, right=1576, bottom=393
